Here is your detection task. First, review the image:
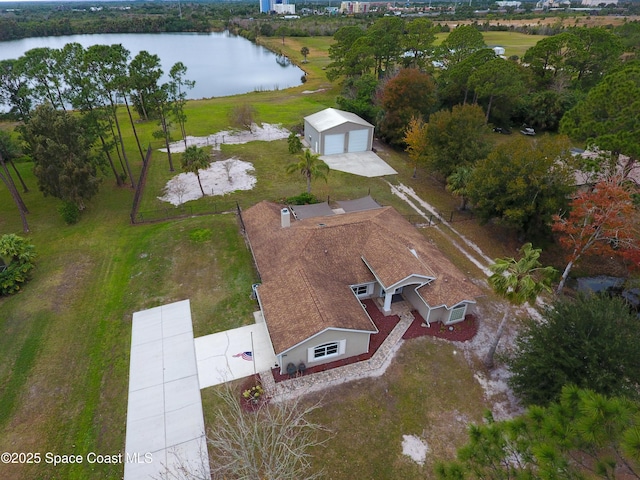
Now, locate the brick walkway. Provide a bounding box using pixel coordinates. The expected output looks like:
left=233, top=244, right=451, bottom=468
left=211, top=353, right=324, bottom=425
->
left=260, top=301, right=415, bottom=402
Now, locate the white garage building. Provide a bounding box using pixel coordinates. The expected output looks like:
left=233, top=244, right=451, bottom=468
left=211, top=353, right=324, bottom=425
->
left=304, top=108, right=374, bottom=156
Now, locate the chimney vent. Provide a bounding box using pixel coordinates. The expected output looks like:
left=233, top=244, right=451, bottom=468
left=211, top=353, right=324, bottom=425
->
left=281, top=208, right=291, bottom=228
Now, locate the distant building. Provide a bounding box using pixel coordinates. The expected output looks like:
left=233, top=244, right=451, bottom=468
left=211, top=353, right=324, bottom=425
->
left=535, top=0, right=570, bottom=8
left=260, top=0, right=295, bottom=14
left=581, top=0, right=617, bottom=5
left=340, top=1, right=371, bottom=14
left=495, top=1, right=521, bottom=6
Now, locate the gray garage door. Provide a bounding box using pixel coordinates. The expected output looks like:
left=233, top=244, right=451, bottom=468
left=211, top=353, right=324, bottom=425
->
left=324, top=133, right=345, bottom=155
left=347, top=129, right=369, bottom=152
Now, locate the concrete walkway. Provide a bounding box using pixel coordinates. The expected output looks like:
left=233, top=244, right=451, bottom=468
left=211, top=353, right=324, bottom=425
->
left=125, top=300, right=210, bottom=480
left=262, top=302, right=415, bottom=402
left=320, top=151, right=398, bottom=177
left=195, top=320, right=277, bottom=389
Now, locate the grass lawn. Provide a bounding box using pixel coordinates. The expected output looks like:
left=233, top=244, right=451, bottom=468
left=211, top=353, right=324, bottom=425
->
left=434, top=30, right=545, bottom=58
left=0, top=29, right=567, bottom=479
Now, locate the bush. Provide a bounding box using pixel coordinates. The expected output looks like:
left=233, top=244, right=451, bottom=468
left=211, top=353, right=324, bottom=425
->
left=0, top=234, right=36, bottom=296
left=508, top=294, right=640, bottom=406
left=58, top=201, right=80, bottom=225
left=285, top=192, right=319, bottom=205
left=287, top=132, right=303, bottom=154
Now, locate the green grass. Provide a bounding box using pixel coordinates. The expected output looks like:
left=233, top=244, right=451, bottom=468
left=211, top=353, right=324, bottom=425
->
left=434, top=30, right=545, bottom=58
left=0, top=31, right=560, bottom=479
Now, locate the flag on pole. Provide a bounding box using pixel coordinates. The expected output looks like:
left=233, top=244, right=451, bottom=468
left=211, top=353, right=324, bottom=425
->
left=233, top=351, right=253, bottom=361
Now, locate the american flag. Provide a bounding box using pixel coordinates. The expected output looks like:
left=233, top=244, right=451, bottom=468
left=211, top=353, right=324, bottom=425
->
left=233, top=351, right=253, bottom=361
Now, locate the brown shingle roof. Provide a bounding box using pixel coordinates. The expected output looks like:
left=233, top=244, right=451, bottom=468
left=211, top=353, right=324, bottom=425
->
left=243, top=201, right=481, bottom=354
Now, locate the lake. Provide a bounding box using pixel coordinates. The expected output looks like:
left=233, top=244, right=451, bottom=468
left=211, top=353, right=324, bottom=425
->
left=0, top=31, right=304, bottom=101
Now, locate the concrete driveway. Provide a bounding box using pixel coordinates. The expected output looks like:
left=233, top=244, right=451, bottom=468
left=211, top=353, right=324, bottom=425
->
left=125, top=300, right=210, bottom=480
left=320, top=151, right=397, bottom=177
left=194, top=316, right=277, bottom=389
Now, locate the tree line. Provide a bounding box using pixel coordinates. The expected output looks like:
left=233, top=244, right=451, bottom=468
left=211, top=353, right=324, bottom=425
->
left=0, top=43, right=194, bottom=230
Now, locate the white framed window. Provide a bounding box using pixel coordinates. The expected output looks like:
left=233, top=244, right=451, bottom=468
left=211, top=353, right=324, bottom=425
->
left=351, top=284, right=372, bottom=298
left=447, top=305, right=467, bottom=324
left=308, top=339, right=346, bottom=362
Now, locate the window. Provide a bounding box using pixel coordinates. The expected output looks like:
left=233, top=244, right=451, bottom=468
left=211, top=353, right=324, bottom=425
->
left=308, top=339, right=346, bottom=362
left=351, top=284, right=371, bottom=298
left=314, top=342, right=339, bottom=359
left=448, top=305, right=467, bottom=324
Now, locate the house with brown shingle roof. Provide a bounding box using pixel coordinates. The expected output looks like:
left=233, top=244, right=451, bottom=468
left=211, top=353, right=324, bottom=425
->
left=242, top=199, right=481, bottom=375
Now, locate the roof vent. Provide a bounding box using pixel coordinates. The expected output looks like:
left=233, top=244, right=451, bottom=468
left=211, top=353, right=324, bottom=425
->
left=281, top=208, right=290, bottom=228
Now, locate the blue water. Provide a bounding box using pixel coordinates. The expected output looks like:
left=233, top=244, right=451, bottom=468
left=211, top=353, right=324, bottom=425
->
left=0, top=31, right=304, bottom=104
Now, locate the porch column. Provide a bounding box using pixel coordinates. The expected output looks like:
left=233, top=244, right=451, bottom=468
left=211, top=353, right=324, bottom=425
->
left=383, top=289, right=393, bottom=313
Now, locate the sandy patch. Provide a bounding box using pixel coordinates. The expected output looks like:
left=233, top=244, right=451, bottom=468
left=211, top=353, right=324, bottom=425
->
left=402, top=435, right=429, bottom=465
left=159, top=123, right=290, bottom=153
left=158, top=158, right=256, bottom=206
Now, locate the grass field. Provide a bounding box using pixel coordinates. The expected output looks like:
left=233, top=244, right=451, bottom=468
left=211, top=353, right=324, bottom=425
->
left=0, top=30, right=569, bottom=479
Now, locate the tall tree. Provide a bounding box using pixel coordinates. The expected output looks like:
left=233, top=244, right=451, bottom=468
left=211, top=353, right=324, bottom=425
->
left=18, top=47, right=67, bottom=110
left=0, top=130, right=28, bottom=193
left=61, top=43, right=124, bottom=187
left=365, top=16, right=405, bottom=78
left=522, top=32, right=577, bottom=89
left=468, top=57, right=526, bottom=124
left=566, top=27, right=624, bottom=90
left=560, top=63, right=640, bottom=176
left=552, top=176, right=639, bottom=293
left=0, top=58, right=32, bottom=120
left=19, top=104, right=103, bottom=211
left=285, top=149, right=329, bottom=194
left=468, top=136, right=575, bottom=237
left=0, top=151, right=29, bottom=233
left=439, top=25, right=486, bottom=66
left=484, top=242, right=556, bottom=369
left=326, top=26, right=369, bottom=81
left=437, top=48, right=497, bottom=107
left=168, top=62, right=194, bottom=149
left=509, top=295, right=640, bottom=406
left=422, top=104, right=490, bottom=179
left=402, top=18, right=437, bottom=70
left=84, top=44, right=135, bottom=187
left=129, top=50, right=163, bottom=121
left=377, top=68, right=436, bottom=146
left=181, top=146, right=210, bottom=197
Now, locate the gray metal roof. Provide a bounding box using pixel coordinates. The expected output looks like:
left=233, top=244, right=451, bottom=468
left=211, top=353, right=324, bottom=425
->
left=336, top=196, right=382, bottom=213
left=304, top=108, right=374, bottom=133
left=290, top=202, right=336, bottom=220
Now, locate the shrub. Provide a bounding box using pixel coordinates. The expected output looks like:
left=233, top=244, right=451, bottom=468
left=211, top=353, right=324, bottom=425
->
left=285, top=192, right=319, bottom=205
left=58, top=201, right=80, bottom=225
left=0, top=234, right=36, bottom=296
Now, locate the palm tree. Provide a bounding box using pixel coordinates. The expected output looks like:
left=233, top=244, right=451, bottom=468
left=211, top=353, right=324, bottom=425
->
left=181, top=146, right=210, bottom=197
left=484, top=243, right=556, bottom=369
left=446, top=165, right=472, bottom=210
left=285, top=149, right=330, bottom=194
left=300, top=46, right=310, bottom=63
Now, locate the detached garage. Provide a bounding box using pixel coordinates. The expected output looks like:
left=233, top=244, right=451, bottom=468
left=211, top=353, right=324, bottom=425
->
left=304, top=108, right=374, bottom=156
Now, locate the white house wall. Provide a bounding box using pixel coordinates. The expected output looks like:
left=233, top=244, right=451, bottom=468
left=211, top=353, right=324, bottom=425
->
left=403, top=286, right=430, bottom=322
left=304, top=121, right=373, bottom=155
left=304, top=120, right=321, bottom=154
left=278, top=329, right=371, bottom=374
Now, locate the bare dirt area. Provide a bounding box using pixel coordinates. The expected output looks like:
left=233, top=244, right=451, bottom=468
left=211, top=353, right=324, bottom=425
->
left=159, top=123, right=290, bottom=153
left=438, top=15, right=639, bottom=28
left=158, top=123, right=292, bottom=206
